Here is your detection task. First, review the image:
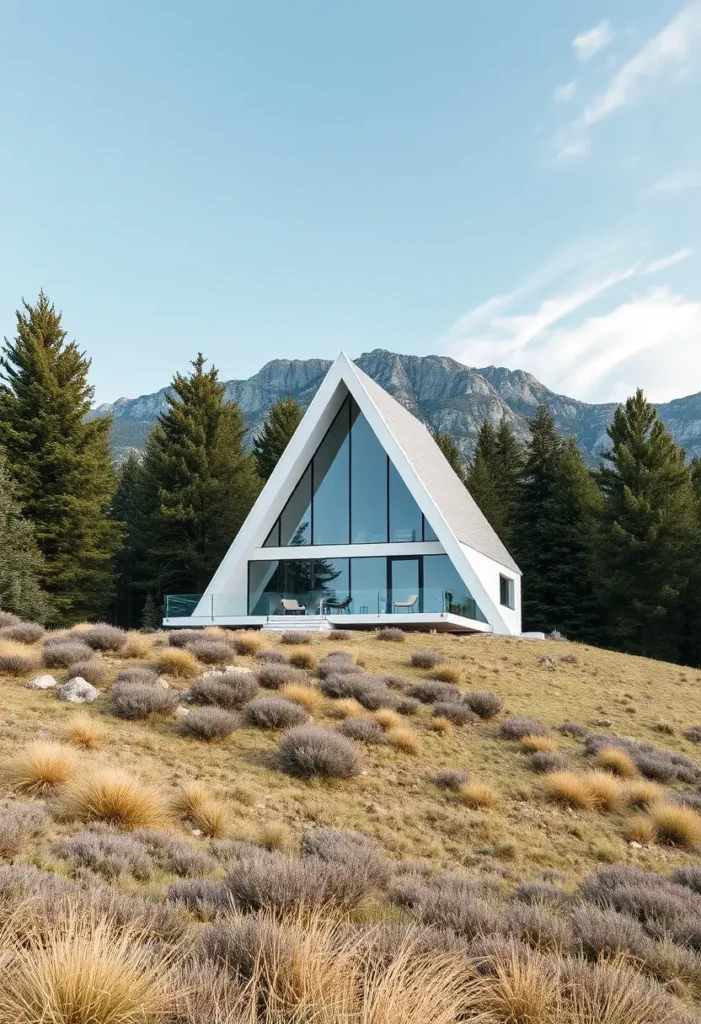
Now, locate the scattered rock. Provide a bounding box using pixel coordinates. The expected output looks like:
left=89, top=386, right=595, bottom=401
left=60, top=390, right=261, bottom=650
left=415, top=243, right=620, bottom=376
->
left=157, top=677, right=170, bottom=689
left=191, top=829, right=202, bottom=837
left=594, top=718, right=613, bottom=727
left=629, top=841, right=642, bottom=849
left=26, top=674, right=57, bottom=690
left=57, top=677, right=99, bottom=704
left=538, top=656, right=556, bottom=670
left=173, top=706, right=191, bottom=719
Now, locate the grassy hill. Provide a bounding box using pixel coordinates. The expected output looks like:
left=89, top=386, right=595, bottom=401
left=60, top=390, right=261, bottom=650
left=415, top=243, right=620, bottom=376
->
left=1, top=621, right=701, bottom=1022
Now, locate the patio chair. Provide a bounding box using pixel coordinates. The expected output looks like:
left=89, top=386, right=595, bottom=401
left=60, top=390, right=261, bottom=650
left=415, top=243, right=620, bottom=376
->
left=392, top=594, right=418, bottom=613
left=322, top=595, right=352, bottom=614
left=281, top=598, right=306, bottom=615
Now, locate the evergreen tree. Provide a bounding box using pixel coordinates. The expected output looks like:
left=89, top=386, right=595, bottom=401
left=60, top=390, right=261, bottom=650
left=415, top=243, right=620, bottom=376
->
left=253, top=397, right=303, bottom=480
left=137, top=354, right=261, bottom=600
left=466, top=419, right=524, bottom=549
left=0, top=293, right=120, bottom=623
left=432, top=431, right=465, bottom=481
left=466, top=420, right=500, bottom=520
left=598, top=389, right=699, bottom=662
left=0, top=449, right=51, bottom=622
left=515, top=406, right=602, bottom=640
left=140, top=593, right=161, bottom=631
left=112, top=454, right=146, bottom=628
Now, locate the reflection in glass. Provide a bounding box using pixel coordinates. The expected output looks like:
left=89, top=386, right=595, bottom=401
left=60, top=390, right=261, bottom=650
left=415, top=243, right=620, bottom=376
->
left=313, top=558, right=349, bottom=614
left=389, top=557, right=420, bottom=612
left=423, top=554, right=487, bottom=621
left=350, top=556, right=387, bottom=614
left=280, top=465, right=312, bottom=545
left=263, top=521, right=280, bottom=548
left=350, top=401, right=387, bottom=543
left=313, top=399, right=350, bottom=544
left=248, top=560, right=280, bottom=615
left=389, top=464, right=422, bottom=542
left=423, top=517, right=438, bottom=542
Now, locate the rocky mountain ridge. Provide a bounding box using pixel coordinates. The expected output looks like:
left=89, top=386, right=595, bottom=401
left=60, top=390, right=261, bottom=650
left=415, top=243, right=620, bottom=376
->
left=91, top=349, right=701, bottom=465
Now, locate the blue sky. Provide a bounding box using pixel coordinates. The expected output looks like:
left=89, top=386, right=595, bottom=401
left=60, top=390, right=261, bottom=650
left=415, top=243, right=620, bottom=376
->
left=0, top=1, right=699, bottom=406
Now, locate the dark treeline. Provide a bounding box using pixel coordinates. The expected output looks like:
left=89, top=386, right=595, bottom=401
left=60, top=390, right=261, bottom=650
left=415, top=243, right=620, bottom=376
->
left=1, top=292, right=700, bottom=666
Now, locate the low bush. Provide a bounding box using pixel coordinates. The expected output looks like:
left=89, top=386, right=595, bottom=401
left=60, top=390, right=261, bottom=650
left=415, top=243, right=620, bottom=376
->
left=278, top=725, right=362, bottom=779
left=58, top=828, right=154, bottom=879
left=133, top=828, right=217, bottom=876
left=458, top=782, right=496, bottom=808
left=255, top=647, right=288, bottom=664
left=0, top=641, right=41, bottom=675
left=572, top=904, right=652, bottom=961
left=112, top=682, right=179, bottom=720
left=288, top=647, right=317, bottom=669
left=386, top=727, right=422, bottom=755
left=167, top=878, right=226, bottom=916
left=647, top=802, right=701, bottom=849
left=410, top=649, right=442, bottom=669
left=215, top=667, right=260, bottom=703
left=530, top=751, right=569, bottom=773
left=463, top=690, right=502, bottom=719
left=168, top=629, right=202, bottom=648
left=0, top=802, right=49, bottom=858
left=321, top=673, right=397, bottom=710
left=594, top=746, right=639, bottom=778
left=230, top=631, right=264, bottom=656
left=280, top=682, right=322, bottom=713
left=114, top=666, right=159, bottom=687
left=43, top=639, right=94, bottom=669
left=66, top=659, right=108, bottom=685
left=407, top=680, right=460, bottom=704
left=0, top=611, right=20, bottom=628
left=60, top=768, right=171, bottom=830
left=375, top=627, right=405, bottom=642
left=429, top=663, right=461, bottom=683
left=625, top=814, right=658, bottom=845
left=501, top=717, right=549, bottom=740
left=685, top=725, right=701, bottom=744
left=381, top=674, right=408, bottom=690
left=300, top=827, right=392, bottom=889
left=0, top=620, right=44, bottom=644
left=514, top=883, right=568, bottom=906
left=559, top=721, right=588, bottom=738
left=521, top=734, right=557, bottom=752
left=244, top=696, right=309, bottom=729
left=185, top=638, right=233, bottom=664
left=395, top=696, right=420, bottom=715
left=435, top=768, right=470, bottom=791
left=584, top=733, right=688, bottom=784
left=433, top=701, right=476, bottom=726
left=178, top=706, right=237, bottom=741
left=328, top=629, right=354, bottom=640
left=339, top=717, right=387, bottom=744
left=190, top=676, right=247, bottom=709
left=635, top=753, right=678, bottom=783
left=63, top=713, right=104, bottom=749
left=152, top=646, right=201, bottom=679
left=78, top=623, right=127, bottom=652
left=545, top=771, right=596, bottom=809
left=0, top=741, right=78, bottom=795
left=280, top=631, right=313, bottom=645
left=171, top=782, right=232, bottom=838
left=671, top=866, right=701, bottom=893
left=257, top=663, right=308, bottom=689
left=318, top=659, right=362, bottom=680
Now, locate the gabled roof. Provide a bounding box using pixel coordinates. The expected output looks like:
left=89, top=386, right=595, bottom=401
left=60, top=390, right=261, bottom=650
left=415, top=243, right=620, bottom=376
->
left=344, top=356, right=520, bottom=573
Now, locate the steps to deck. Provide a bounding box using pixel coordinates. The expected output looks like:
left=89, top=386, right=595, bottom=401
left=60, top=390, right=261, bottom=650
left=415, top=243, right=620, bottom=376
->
left=262, top=616, right=332, bottom=633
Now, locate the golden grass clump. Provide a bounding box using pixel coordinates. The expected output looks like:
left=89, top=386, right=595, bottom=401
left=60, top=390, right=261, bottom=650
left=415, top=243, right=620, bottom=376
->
left=625, top=779, right=664, bottom=809
left=474, top=947, right=559, bottom=1024
left=0, top=741, right=78, bottom=795
left=259, top=821, right=292, bottom=850
left=0, top=912, right=173, bottom=1024
left=544, top=771, right=596, bottom=809
left=288, top=647, right=317, bottom=670
left=152, top=647, right=200, bottom=680
left=594, top=746, right=639, bottom=778
left=386, top=727, right=422, bottom=755
left=63, top=713, right=105, bottom=749
left=325, top=697, right=364, bottom=719
left=372, top=708, right=402, bottom=732
left=521, top=734, right=557, bottom=752
left=280, top=682, right=323, bottom=715
left=583, top=770, right=626, bottom=813
left=429, top=664, right=461, bottom=683
left=61, top=768, right=171, bottom=831
left=647, top=801, right=701, bottom=849
left=625, top=813, right=658, bottom=845
left=458, top=782, right=496, bottom=808
left=171, top=782, right=233, bottom=838
left=430, top=716, right=454, bottom=736
left=120, top=632, right=155, bottom=659
left=0, top=640, right=41, bottom=676
left=230, top=630, right=263, bottom=656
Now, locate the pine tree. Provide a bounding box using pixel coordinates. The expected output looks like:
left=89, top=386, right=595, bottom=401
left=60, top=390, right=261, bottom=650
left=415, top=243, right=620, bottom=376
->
left=137, top=354, right=261, bottom=600
left=493, top=419, right=524, bottom=549
left=253, top=397, right=303, bottom=480
left=432, top=431, right=465, bottom=481
left=598, top=389, right=699, bottom=662
left=0, top=293, right=120, bottom=623
left=140, top=593, right=161, bottom=631
left=0, top=449, right=51, bottom=622
left=112, top=454, right=146, bottom=628
left=515, top=406, right=602, bottom=640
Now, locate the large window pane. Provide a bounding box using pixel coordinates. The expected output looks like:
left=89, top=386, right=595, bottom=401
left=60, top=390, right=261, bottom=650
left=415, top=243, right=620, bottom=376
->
left=389, top=464, right=422, bottom=542
left=350, top=557, right=387, bottom=614
left=280, top=466, right=312, bottom=545
left=423, top=517, right=438, bottom=542
left=263, top=520, right=280, bottom=548
left=313, top=399, right=350, bottom=544
left=248, top=560, right=279, bottom=615
left=423, top=554, right=487, bottom=621
left=280, top=560, right=314, bottom=611
left=313, top=558, right=349, bottom=614
left=389, top=557, right=420, bottom=612
left=350, top=402, right=387, bottom=543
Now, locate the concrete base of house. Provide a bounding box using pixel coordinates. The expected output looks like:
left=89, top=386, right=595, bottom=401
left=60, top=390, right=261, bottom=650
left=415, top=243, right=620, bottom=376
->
left=162, top=612, right=493, bottom=634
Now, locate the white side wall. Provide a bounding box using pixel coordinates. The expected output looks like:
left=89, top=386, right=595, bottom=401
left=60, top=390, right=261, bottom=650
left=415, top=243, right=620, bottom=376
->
left=460, top=544, right=522, bottom=635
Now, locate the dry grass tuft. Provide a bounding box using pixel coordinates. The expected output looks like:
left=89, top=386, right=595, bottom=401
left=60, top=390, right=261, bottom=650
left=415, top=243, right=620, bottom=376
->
left=458, top=782, right=496, bottom=808
left=647, top=801, right=701, bottom=849
left=386, top=727, right=422, bottom=755
left=63, top=713, right=105, bottom=749
left=288, top=647, right=317, bottom=670
left=625, top=814, right=658, bottom=845
left=61, top=769, right=171, bottom=831
left=325, top=697, right=364, bottom=719
left=430, top=716, right=454, bottom=736
left=583, top=770, right=626, bottom=813
left=594, top=746, right=639, bottom=779
left=230, top=631, right=263, bottom=656
left=171, top=782, right=233, bottom=838
left=280, top=682, right=323, bottom=714
left=151, top=646, right=201, bottom=680
left=0, top=741, right=78, bottom=795
left=121, top=632, right=156, bottom=659
left=429, top=663, right=461, bottom=683
left=0, top=640, right=41, bottom=676
left=474, top=947, right=559, bottom=1024
left=372, top=708, right=402, bottom=732
left=625, top=779, right=664, bottom=809
left=545, top=771, right=597, bottom=809
left=521, top=734, right=557, bottom=752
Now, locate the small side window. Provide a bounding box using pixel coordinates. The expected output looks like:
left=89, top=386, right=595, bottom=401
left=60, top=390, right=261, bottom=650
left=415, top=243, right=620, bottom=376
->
left=499, top=574, right=515, bottom=609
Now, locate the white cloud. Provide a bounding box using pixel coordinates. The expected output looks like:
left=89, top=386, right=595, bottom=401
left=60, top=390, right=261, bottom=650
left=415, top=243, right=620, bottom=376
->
left=554, top=4, right=701, bottom=161
left=573, top=21, right=615, bottom=62
left=646, top=170, right=701, bottom=195
left=553, top=80, right=577, bottom=103
left=645, top=248, right=693, bottom=273
left=444, top=257, right=701, bottom=403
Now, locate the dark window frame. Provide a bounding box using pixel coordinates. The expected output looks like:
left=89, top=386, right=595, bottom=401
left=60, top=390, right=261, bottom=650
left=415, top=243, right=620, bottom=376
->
left=499, top=574, right=515, bottom=610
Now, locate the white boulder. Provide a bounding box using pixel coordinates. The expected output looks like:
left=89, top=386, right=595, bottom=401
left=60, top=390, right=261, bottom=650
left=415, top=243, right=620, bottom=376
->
left=57, top=677, right=99, bottom=703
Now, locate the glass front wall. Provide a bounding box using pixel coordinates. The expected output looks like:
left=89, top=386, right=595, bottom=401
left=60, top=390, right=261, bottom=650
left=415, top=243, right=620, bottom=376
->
left=249, top=554, right=485, bottom=621
left=264, top=395, right=441, bottom=547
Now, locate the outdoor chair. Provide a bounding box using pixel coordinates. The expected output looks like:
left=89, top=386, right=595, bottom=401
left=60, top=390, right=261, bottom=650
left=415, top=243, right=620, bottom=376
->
left=281, top=598, right=306, bottom=615
left=321, top=595, right=352, bottom=614
left=392, top=594, right=418, bottom=613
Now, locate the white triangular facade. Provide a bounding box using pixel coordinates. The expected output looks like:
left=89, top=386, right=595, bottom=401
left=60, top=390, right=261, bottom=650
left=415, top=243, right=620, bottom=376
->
left=176, top=353, right=521, bottom=634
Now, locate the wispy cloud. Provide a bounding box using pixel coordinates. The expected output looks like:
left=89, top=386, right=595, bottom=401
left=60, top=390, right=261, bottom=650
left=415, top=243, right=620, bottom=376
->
left=573, top=21, right=615, bottom=62
left=646, top=170, right=701, bottom=195
left=553, top=80, right=577, bottom=104
left=645, top=248, right=693, bottom=273
left=554, top=4, right=701, bottom=162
